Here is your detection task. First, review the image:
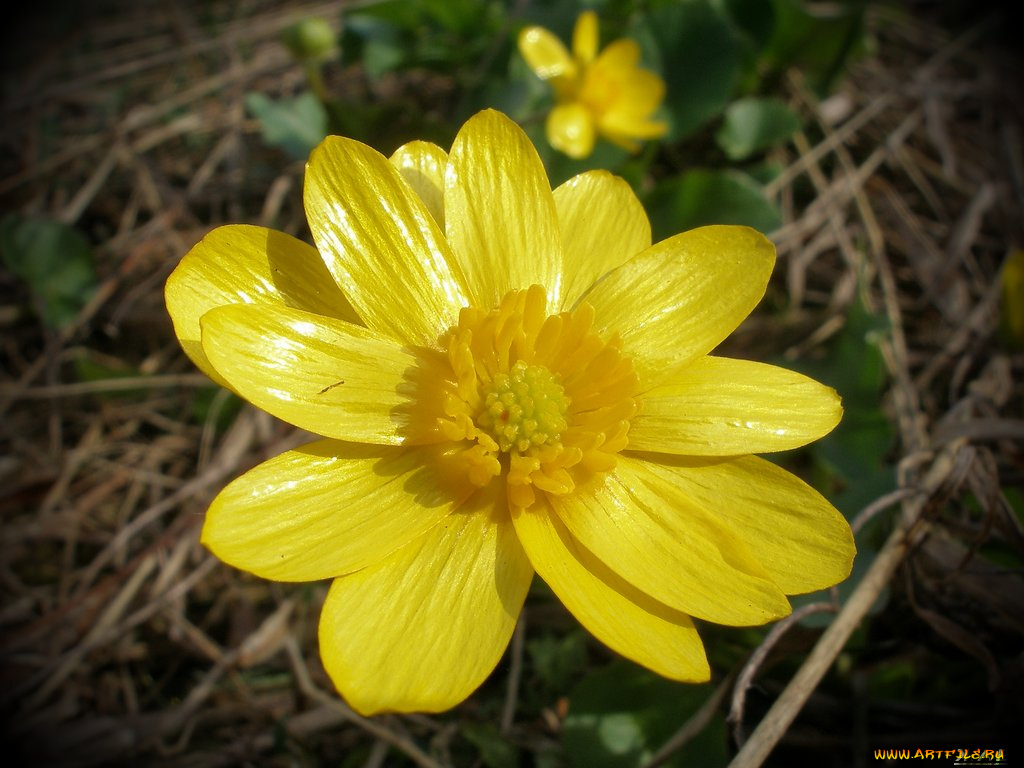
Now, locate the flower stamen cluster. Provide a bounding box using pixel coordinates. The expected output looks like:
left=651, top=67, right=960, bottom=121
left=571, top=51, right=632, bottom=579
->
left=477, top=360, right=569, bottom=454
left=436, top=285, right=639, bottom=508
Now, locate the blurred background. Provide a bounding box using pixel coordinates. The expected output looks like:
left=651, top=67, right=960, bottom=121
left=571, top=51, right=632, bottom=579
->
left=1, top=1, right=1021, bottom=766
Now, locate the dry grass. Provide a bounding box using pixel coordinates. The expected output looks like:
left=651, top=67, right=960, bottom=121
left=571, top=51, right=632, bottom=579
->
left=1, top=2, right=1021, bottom=766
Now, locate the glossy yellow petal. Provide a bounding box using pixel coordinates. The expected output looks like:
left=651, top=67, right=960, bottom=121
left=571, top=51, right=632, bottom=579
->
left=549, top=455, right=790, bottom=625
left=593, top=69, right=667, bottom=149
left=546, top=102, right=596, bottom=160
left=600, top=112, right=668, bottom=146
left=200, top=303, right=415, bottom=444
left=572, top=10, right=599, bottom=64
left=590, top=38, right=640, bottom=75
left=599, top=120, right=668, bottom=153
left=389, top=140, right=448, bottom=230
left=304, top=135, right=469, bottom=346
left=554, top=170, right=651, bottom=310
left=583, top=225, right=776, bottom=386
left=445, top=109, right=564, bottom=308
left=202, top=441, right=468, bottom=581
left=513, top=498, right=709, bottom=681
left=600, top=69, right=666, bottom=120
left=319, top=487, right=533, bottom=715
left=165, top=225, right=357, bottom=387
left=630, top=356, right=843, bottom=455
left=636, top=455, right=855, bottom=595
left=518, top=25, right=575, bottom=81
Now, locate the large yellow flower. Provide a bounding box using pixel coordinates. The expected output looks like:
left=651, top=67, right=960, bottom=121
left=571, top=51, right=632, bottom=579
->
left=518, top=10, right=668, bottom=159
left=166, top=109, right=853, bottom=716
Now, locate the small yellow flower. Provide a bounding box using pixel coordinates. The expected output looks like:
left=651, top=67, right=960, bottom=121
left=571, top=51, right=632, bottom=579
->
left=1000, top=249, right=1024, bottom=347
left=518, top=10, right=668, bottom=159
left=166, top=109, right=853, bottom=716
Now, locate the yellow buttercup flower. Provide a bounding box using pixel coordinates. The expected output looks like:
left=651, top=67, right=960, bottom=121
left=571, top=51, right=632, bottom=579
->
left=518, top=10, right=668, bottom=158
left=166, top=109, right=854, bottom=716
left=1000, top=249, right=1024, bottom=346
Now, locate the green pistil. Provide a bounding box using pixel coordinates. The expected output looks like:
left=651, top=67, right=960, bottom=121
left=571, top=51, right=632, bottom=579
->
left=478, top=360, right=570, bottom=453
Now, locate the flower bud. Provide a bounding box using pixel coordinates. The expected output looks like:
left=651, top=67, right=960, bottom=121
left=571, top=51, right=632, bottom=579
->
left=281, top=17, right=336, bottom=62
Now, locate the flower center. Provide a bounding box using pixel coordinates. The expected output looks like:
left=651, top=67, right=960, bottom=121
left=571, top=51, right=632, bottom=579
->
left=477, top=361, right=570, bottom=453
left=432, top=284, right=640, bottom=509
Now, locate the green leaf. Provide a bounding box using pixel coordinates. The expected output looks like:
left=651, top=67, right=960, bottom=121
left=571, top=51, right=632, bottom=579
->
left=343, top=0, right=422, bottom=31
left=354, top=22, right=407, bottom=80
left=244, top=91, right=328, bottom=161
left=716, top=0, right=776, bottom=51
left=0, top=213, right=98, bottom=329
left=714, top=97, right=802, bottom=160
left=630, top=1, right=743, bottom=139
left=715, top=0, right=779, bottom=92
left=563, top=661, right=728, bottom=768
left=461, top=722, right=519, bottom=768
left=339, top=7, right=407, bottom=80
left=527, top=630, right=588, bottom=692
left=342, top=0, right=500, bottom=81
left=517, top=0, right=584, bottom=41
left=420, top=0, right=487, bottom=34
left=645, top=169, right=781, bottom=241
left=762, top=0, right=869, bottom=94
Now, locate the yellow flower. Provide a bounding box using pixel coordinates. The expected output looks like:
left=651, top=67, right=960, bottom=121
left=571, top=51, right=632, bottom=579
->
left=166, top=109, right=854, bottom=716
left=1000, top=249, right=1024, bottom=347
left=518, top=10, right=668, bottom=159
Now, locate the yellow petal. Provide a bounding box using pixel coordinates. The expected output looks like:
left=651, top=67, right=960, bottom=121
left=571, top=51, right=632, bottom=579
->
left=513, top=498, right=709, bottom=681
left=549, top=455, right=790, bottom=625
left=202, top=441, right=468, bottom=581
left=165, top=225, right=358, bottom=387
left=389, top=140, right=448, bottom=230
left=590, top=38, right=640, bottom=74
left=630, top=356, right=843, bottom=455
left=599, top=69, right=666, bottom=122
left=518, top=25, right=575, bottom=81
left=200, top=303, right=415, bottom=444
left=583, top=225, right=776, bottom=387
left=445, top=109, right=564, bottom=308
left=636, top=455, right=855, bottom=595
left=318, top=487, right=533, bottom=715
left=545, top=102, right=596, bottom=160
left=304, top=135, right=469, bottom=346
left=572, top=10, right=599, bottom=64
left=599, top=106, right=668, bottom=147
left=554, top=170, right=651, bottom=310
left=599, top=120, right=668, bottom=153
left=606, top=117, right=668, bottom=140
left=599, top=110, right=668, bottom=148
left=578, top=42, right=647, bottom=118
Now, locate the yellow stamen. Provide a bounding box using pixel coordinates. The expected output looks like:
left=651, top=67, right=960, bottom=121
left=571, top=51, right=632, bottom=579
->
left=477, top=361, right=569, bottom=453
left=434, top=285, right=640, bottom=508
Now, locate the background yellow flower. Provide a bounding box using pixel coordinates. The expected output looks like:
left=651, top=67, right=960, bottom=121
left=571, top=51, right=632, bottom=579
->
left=519, top=11, right=668, bottom=159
